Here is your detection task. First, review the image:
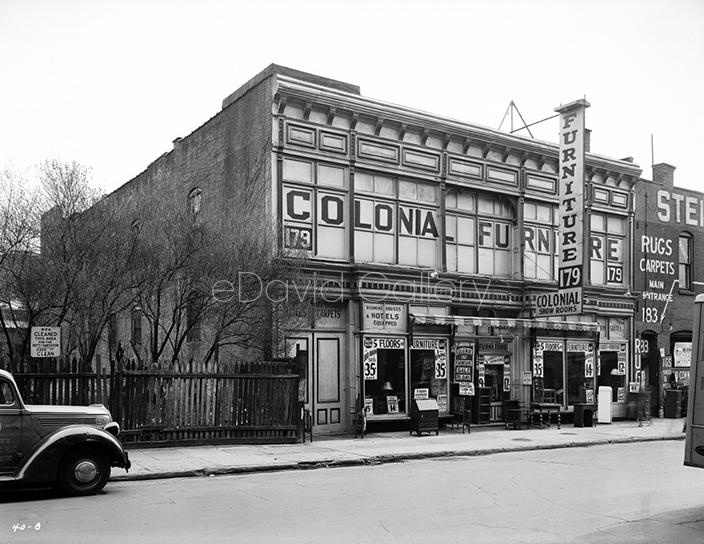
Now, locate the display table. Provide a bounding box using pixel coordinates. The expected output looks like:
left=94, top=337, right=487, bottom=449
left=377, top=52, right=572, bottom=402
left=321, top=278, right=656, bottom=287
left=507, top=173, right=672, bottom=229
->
left=530, top=402, right=561, bottom=429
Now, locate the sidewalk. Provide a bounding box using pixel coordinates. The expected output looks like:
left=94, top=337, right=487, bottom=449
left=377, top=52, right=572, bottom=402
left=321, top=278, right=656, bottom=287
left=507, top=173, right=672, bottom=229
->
left=111, top=417, right=687, bottom=482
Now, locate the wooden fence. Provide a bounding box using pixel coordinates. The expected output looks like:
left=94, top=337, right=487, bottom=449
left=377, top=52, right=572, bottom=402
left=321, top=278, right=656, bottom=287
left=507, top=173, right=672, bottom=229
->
left=4, top=357, right=302, bottom=447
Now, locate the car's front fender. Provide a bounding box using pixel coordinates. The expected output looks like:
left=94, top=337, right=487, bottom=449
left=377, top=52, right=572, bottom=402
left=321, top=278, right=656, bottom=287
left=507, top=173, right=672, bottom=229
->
left=11, top=426, right=130, bottom=485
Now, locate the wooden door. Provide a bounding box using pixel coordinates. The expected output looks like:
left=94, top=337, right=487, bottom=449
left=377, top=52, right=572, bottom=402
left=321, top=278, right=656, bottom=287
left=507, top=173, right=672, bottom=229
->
left=313, top=334, right=344, bottom=434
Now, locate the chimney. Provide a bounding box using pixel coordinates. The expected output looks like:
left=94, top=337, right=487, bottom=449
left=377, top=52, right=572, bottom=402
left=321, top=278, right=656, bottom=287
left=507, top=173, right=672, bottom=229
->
left=584, top=129, right=591, bottom=152
left=652, top=163, right=676, bottom=186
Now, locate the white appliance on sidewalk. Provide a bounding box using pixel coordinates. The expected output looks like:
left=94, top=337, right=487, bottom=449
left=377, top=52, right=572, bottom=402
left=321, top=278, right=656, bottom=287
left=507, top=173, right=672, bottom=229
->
left=598, top=386, right=613, bottom=423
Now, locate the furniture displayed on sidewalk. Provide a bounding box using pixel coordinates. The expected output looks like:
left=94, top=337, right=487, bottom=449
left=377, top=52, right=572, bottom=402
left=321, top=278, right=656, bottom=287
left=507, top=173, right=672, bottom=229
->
left=503, top=399, right=532, bottom=430
left=410, top=398, right=439, bottom=436
left=451, top=396, right=472, bottom=433
left=530, top=402, right=561, bottom=429
left=473, top=387, right=491, bottom=424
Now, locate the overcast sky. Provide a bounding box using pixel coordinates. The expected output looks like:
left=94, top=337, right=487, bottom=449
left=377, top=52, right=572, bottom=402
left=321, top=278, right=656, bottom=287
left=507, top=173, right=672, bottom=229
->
left=1, top=0, right=702, bottom=194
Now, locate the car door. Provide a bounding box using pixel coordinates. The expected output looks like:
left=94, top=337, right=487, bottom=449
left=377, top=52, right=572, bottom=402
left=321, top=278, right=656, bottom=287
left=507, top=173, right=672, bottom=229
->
left=0, top=378, right=23, bottom=474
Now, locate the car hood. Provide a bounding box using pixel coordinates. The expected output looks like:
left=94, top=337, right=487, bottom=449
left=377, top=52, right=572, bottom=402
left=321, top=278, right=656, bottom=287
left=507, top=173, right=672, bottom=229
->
left=25, top=404, right=111, bottom=415
left=25, top=404, right=113, bottom=426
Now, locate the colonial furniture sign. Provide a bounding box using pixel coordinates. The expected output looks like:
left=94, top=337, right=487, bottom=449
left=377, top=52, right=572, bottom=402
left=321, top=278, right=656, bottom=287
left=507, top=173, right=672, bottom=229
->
left=534, top=99, right=589, bottom=317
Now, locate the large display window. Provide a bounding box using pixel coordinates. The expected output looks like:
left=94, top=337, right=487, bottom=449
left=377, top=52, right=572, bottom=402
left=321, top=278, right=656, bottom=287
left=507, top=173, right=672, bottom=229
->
left=533, top=339, right=596, bottom=406
left=409, top=338, right=449, bottom=414
left=363, top=337, right=406, bottom=415
left=567, top=341, right=596, bottom=404
left=534, top=340, right=564, bottom=405
left=598, top=341, right=628, bottom=403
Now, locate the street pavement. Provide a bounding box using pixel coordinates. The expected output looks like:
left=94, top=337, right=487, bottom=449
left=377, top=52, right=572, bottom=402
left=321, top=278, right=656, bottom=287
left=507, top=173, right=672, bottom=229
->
left=112, top=417, right=687, bottom=482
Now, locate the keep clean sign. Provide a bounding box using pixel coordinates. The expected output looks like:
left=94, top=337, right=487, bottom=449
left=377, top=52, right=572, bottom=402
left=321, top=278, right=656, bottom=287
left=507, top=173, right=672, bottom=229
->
left=30, top=326, right=61, bottom=358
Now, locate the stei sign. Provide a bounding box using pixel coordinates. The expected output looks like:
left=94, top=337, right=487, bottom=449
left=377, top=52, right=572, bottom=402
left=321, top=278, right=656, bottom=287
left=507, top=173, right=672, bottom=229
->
left=30, top=326, right=61, bottom=358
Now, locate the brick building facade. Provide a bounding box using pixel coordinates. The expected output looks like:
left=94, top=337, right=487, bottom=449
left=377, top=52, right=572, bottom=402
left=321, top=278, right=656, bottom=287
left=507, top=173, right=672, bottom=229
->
left=634, top=163, right=704, bottom=416
left=98, top=65, right=645, bottom=435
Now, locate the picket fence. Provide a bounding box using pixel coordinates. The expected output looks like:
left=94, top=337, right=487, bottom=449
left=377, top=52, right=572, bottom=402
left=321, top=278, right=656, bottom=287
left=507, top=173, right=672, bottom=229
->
left=4, top=357, right=302, bottom=447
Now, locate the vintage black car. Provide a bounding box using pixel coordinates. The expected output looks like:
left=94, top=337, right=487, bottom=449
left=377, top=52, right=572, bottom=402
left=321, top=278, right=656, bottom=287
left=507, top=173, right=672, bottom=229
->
left=0, top=369, right=130, bottom=495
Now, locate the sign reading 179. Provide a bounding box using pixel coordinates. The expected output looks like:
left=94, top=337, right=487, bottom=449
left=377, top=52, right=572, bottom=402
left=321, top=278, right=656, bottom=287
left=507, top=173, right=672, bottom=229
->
left=284, top=226, right=312, bottom=250
left=559, top=265, right=582, bottom=289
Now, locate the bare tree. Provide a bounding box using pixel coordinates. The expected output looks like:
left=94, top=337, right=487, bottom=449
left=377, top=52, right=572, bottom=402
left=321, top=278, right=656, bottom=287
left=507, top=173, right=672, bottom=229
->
left=0, top=167, right=43, bottom=361
left=1, top=160, right=141, bottom=368
left=125, top=143, right=310, bottom=367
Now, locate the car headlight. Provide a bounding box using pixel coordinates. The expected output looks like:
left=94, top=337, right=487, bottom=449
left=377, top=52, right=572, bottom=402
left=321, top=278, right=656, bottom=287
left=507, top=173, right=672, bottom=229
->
left=104, top=422, right=121, bottom=436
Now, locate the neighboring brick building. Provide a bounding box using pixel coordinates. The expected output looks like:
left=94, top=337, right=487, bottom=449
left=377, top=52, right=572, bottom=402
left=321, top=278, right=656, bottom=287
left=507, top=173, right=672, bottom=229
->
left=98, top=65, right=644, bottom=435
left=634, top=163, right=704, bottom=416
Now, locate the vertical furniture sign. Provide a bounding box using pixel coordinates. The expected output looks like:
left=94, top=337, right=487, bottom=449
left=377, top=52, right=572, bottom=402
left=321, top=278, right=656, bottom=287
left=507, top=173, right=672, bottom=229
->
left=536, top=99, right=589, bottom=317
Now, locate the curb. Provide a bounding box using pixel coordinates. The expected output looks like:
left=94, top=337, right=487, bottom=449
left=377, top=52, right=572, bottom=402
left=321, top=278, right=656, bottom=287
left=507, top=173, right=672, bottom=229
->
left=110, top=434, right=685, bottom=483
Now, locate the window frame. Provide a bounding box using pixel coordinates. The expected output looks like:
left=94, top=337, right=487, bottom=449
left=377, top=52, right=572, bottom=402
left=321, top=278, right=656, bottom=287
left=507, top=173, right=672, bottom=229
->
left=679, top=232, right=693, bottom=291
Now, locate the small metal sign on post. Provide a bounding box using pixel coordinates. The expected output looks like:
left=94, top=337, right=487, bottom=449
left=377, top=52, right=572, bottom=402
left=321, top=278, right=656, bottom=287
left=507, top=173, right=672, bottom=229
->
left=30, top=326, right=61, bottom=358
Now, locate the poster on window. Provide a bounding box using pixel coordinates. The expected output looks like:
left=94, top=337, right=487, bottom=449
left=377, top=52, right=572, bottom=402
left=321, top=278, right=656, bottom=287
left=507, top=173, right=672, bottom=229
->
left=435, top=344, right=447, bottom=379
left=437, top=394, right=448, bottom=412
left=674, top=342, right=692, bottom=367
left=585, top=353, right=594, bottom=378
left=386, top=396, right=399, bottom=414
left=617, top=387, right=625, bottom=402
left=533, top=349, right=544, bottom=378
left=363, top=337, right=405, bottom=380
left=477, top=364, right=486, bottom=388
left=503, top=363, right=511, bottom=392
left=585, top=388, right=594, bottom=403
left=617, top=350, right=627, bottom=375
left=454, top=342, right=474, bottom=383
left=414, top=388, right=429, bottom=400
left=522, top=371, right=533, bottom=385
left=459, top=383, right=475, bottom=396
left=363, top=342, right=378, bottom=380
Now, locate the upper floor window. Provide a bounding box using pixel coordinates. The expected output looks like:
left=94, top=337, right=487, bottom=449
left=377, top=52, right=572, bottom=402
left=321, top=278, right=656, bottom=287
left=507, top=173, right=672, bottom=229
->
left=188, top=187, right=202, bottom=215
left=590, top=213, right=625, bottom=286
left=354, top=173, right=440, bottom=268
left=445, top=189, right=514, bottom=277
left=523, top=202, right=557, bottom=281
left=679, top=233, right=692, bottom=290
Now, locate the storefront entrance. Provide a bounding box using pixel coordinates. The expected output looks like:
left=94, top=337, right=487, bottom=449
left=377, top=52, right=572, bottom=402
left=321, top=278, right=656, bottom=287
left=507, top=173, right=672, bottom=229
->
left=286, top=333, right=345, bottom=435
left=533, top=339, right=596, bottom=407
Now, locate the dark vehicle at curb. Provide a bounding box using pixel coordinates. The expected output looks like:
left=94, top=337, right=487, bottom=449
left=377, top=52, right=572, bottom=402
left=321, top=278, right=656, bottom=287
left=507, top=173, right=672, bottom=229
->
left=0, top=369, right=130, bottom=495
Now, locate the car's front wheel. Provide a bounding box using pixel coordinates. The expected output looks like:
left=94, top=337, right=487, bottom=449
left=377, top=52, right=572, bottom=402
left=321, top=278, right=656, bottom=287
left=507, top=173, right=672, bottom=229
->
left=58, top=449, right=110, bottom=496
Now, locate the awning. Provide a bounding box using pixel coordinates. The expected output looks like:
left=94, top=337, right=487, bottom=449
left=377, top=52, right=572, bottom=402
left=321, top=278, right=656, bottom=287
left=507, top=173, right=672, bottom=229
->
left=410, top=313, right=600, bottom=333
